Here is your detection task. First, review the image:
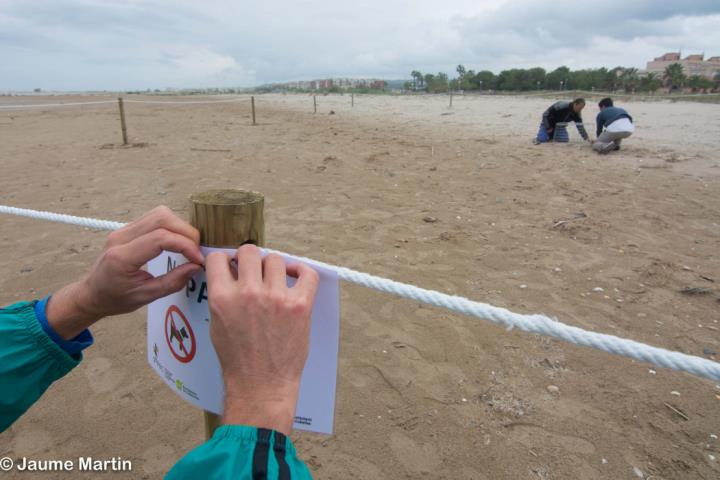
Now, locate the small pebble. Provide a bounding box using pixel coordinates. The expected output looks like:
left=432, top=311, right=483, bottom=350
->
left=670, top=391, right=680, bottom=396
left=546, top=385, right=560, bottom=394
left=616, top=298, right=623, bottom=303
left=593, top=287, right=604, bottom=292
left=710, top=434, right=717, bottom=440
left=648, top=369, right=657, bottom=375
left=601, top=458, right=608, bottom=465
left=709, top=454, right=716, bottom=461
left=637, top=313, right=647, bottom=318
left=461, top=398, right=467, bottom=403
left=633, top=466, right=644, bottom=478
left=520, top=284, right=527, bottom=289
left=554, top=267, right=562, bottom=272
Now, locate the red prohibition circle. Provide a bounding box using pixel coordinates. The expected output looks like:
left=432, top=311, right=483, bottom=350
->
left=164, top=305, right=197, bottom=363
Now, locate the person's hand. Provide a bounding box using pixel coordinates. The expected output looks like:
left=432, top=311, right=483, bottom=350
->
left=46, top=206, right=203, bottom=339
left=205, top=244, right=319, bottom=435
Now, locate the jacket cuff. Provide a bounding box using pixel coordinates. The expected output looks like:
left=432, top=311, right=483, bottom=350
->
left=212, top=425, right=300, bottom=457
left=34, top=296, right=94, bottom=357
left=20, top=301, right=83, bottom=373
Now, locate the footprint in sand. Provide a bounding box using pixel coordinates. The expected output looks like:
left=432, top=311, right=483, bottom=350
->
left=139, top=444, right=178, bottom=477
left=506, top=423, right=596, bottom=455
left=316, top=452, right=385, bottom=479
left=83, top=356, right=125, bottom=394
left=10, top=428, right=54, bottom=456
left=388, top=431, right=440, bottom=475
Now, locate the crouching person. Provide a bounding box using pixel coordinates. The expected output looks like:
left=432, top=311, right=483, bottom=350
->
left=593, top=97, right=634, bottom=154
left=534, top=98, right=590, bottom=144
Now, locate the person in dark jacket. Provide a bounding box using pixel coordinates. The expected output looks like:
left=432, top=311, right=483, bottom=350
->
left=533, top=98, right=591, bottom=144
left=592, top=97, right=634, bottom=153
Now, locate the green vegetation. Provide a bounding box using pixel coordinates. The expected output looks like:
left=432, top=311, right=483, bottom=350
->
left=663, top=63, right=686, bottom=90
left=407, top=63, right=715, bottom=94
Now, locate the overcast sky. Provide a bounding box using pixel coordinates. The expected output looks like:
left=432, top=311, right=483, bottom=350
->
left=1, top=0, right=719, bottom=91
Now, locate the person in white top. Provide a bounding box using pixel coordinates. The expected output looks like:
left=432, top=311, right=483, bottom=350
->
left=592, top=97, right=634, bottom=154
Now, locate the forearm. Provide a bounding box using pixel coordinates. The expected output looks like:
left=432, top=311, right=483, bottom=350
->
left=223, top=379, right=300, bottom=436
left=45, top=280, right=101, bottom=340
left=576, top=123, right=589, bottom=140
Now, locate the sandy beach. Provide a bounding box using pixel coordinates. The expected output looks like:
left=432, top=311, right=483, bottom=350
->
left=1, top=92, right=719, bottom=479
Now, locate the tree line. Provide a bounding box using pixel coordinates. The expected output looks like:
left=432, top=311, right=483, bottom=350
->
left=406, top=64, right=719, bottom=94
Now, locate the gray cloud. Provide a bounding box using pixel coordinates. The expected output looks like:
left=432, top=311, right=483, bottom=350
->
left=1, top=0, right=718, bottom=90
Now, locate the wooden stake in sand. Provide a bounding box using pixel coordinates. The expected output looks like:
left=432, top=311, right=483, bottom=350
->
left=118, top=97, right=128, bottom=145
left=189, top=189, right=265, bottom=439
left=351, top=93, right=354, bottom=107
left=251, top=96, right=256, bottom=126
left=313, top=95, right=317, bottom=114
left=449, top=93, right=453, bottom=108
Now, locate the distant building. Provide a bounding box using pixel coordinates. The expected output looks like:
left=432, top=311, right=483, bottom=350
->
left=646, top=52, right=720, bottom=79
left=267, top=78, right=387, bottom=91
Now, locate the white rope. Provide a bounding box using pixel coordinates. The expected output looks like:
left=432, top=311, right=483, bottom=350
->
left=2, top=204, right=719, bottom=382
left=0, top=205, right=125, bottom=230
left=0, top=98, right=248, bottom=110
left=0, top=101, right=116, bottom=109
left=123, top=98, right=247, bottom=105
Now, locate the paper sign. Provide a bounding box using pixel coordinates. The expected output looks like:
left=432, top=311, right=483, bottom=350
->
left=147, top=246, right=340, bottom=434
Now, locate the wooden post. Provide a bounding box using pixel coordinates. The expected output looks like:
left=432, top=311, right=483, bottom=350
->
left=313, top=95, right=317, bottom=114
left=251, top=96, right=256, bottom=126
left=449, top=93, right=453, bottom=108
left=118, top=97, right=128, bottom=145
left=351, top=93, right=354, bottom=107
left=189, top=189, right=265, bottom=439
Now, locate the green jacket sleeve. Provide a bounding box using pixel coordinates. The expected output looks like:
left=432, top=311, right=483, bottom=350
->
left=0, top=301, right=81, bottom=432
left=166, top=425, right=313, bottom=479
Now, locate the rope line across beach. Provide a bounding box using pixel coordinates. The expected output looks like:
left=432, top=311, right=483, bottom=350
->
left=1, top=204, right=718, bottom=383
left=0, top=97, right=249, bottom=109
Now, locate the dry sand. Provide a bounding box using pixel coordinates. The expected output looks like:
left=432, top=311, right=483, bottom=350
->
left=1, top=92, right=719, bottom=479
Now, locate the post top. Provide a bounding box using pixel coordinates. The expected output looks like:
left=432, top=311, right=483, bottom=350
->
left=190, top=189, right=263, bottom=206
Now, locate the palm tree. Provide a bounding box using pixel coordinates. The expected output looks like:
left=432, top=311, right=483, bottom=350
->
left=664, top=63, right=686, bottom=91
left=640, top=72, right=661, bottom=93
left=411, top=70, right=423, bottom=90
left=619, top=68, right=639, bottom=93
left=456, top=64, right=466, bottom=88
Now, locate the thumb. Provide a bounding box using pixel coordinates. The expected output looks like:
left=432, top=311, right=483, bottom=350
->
left=141, top=262, right=202, bottom=304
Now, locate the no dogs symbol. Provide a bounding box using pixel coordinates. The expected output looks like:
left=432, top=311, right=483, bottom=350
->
left=165, top=305, right=197, bottom=363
